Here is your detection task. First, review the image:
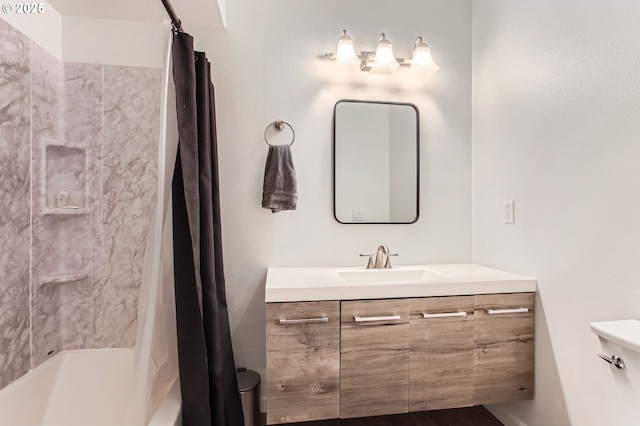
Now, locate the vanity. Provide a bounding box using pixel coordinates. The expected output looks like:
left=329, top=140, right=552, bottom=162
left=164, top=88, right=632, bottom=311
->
left=265, top=264, right=536, bottom=424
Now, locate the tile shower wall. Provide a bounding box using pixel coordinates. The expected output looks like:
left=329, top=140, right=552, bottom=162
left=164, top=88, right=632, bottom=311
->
left=30, top=44, right=102, bottom=366
left=0, top=18, right=160, bottom=389
left=96, top=65, right=161, bottom=348
left=0, top=18, right=32, bottom=390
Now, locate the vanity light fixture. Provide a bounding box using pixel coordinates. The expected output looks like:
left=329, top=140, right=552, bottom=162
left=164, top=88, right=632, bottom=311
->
left=324, top=29, right=439, bottom=77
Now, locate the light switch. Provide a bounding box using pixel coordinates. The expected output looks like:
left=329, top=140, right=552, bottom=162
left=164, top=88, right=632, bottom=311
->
left=504, top=201, right=514, bottom=224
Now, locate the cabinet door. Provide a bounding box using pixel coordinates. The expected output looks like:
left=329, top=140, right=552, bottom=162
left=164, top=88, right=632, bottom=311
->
left=409, top=296, right=474, bottom=411
left=340, top=299, right=409, bottom=419
left=474, top=293, right=535, bottom=405
left=266, top=301, right=340, bottom=424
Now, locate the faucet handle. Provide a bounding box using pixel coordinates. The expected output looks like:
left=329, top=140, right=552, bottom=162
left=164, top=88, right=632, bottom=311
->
left=384, top=253, right=399, bottom=269
left=360, top=254, right=375, bottom=269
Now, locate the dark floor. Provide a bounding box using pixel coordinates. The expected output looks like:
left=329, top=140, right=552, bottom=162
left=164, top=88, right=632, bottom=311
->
left=261, top=406, right=504, bottom=426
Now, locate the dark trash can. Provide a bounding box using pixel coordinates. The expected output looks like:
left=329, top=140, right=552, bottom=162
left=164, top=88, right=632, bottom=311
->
left=236, top=367, right=260, bottom=426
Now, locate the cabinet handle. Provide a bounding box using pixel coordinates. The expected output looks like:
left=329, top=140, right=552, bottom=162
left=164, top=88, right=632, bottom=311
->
left=279, top=317, right=329, bottom=325
left=422, top=311, right=467, bottom=319
left=486, top=307, right=529, bottom=315
left=354, top=315, right=401, bottom=322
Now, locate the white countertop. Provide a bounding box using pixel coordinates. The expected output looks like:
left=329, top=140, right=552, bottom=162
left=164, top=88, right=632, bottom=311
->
left=265, top=263, right=537, bottom=303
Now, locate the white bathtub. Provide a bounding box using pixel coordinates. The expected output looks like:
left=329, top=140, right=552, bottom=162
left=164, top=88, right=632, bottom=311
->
left=0, top=349, right=181, bottom=426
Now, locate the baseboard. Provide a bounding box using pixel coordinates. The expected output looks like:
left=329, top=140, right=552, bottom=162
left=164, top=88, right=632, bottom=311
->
left=485, top=404, right=529, bottom=426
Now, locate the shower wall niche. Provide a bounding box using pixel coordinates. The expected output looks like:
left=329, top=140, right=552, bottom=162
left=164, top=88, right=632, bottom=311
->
left=43, top=143, right=88, bottom=214
left=0, top=16, right=162, bottom=389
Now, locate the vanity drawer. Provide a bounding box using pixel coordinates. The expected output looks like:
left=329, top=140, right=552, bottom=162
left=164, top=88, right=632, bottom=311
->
left=409, top=296, right=474, bottom=411
left=266, top=301, right=340, bottom=425
left=473, top=292, right=535, bottom=405
left=340, top=299, right=409, bottom=419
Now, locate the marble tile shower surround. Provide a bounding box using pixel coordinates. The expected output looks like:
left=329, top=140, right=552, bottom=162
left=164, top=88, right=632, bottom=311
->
left=96, top=65, right=161, bottom=348
left=31, top=44, right=102, bottom=366
left=0, top=18, right=32, bottom=390
left=0, top=18, right=161, bottom=388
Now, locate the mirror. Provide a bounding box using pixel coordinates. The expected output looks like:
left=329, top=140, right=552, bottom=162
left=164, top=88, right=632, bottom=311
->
left=333, top=100, right=419, bottom=224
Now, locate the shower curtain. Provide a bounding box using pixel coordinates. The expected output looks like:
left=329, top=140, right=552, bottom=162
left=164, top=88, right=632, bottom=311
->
left=171, top=31, right=244, bottom=426
left=123, top=22, right=179, bottom=426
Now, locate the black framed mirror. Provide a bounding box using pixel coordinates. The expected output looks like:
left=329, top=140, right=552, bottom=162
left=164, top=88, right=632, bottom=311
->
left=333, top=99, right=419, bottom=224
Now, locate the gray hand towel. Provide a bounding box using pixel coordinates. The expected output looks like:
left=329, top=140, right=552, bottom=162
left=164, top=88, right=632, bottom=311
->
left=262, top=144, right=297, bottom=212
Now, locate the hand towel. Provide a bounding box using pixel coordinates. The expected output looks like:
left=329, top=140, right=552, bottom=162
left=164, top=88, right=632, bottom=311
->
left=262, top=144, right=297, bottom=212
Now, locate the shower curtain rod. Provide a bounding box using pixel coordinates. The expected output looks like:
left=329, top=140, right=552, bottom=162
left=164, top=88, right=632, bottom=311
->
left=161, top=0, right=182, bottom=31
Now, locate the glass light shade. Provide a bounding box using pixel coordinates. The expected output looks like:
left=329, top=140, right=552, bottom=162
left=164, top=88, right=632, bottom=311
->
left=369, top=34, right=399, bottom=75
left=332, top=30, right=360, bottom=72
left=409, top=38, right=439, bottom=78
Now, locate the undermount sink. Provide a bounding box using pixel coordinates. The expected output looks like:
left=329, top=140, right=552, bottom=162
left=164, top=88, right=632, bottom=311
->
left=337, top=268, right=449, bottom=283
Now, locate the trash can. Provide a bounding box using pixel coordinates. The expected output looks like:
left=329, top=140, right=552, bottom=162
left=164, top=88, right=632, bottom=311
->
left=236, top=367, right=260, bottom=426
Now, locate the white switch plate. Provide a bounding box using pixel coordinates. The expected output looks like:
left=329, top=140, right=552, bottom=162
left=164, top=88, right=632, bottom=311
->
left=504, top=201, right=514, bottom=224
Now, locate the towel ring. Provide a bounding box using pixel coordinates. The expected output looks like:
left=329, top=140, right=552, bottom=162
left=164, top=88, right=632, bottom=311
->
left=264, top=120, right=295, bottom=146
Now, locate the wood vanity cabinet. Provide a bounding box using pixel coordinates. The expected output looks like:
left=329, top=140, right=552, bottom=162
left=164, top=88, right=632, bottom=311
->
left=473, top=292, right=535, bottom=405
left=409, top=296, right=475, bottom=411
left=340, top=299, right=410, bottom=419
left=266, top=301, right=340, bottom=425
left=265, top=292, right=534, bottom=424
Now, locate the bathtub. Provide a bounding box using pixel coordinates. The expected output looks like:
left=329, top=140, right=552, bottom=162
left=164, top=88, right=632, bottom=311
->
left=0, top=349, right=181, bottom=426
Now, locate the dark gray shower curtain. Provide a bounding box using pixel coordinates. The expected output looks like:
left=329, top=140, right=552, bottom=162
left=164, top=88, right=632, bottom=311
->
left=171, top=31, right=244, bottom=426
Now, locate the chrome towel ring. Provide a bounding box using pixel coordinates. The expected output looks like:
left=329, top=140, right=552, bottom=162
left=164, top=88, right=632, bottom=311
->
left=264, top=120, right=295, bottom=146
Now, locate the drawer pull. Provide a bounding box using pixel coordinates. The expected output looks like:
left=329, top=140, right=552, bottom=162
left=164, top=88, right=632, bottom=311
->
left=354, top=315, right=401, bottom=322
left=486, top=307, right=529, bottom=315
left=422, top=311, right=467, bottom=319
left=279, top=317, right=329, bottom=325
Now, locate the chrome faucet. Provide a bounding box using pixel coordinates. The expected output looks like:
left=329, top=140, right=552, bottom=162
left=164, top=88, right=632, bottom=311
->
left=360, top=245, right=398, bottom=269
